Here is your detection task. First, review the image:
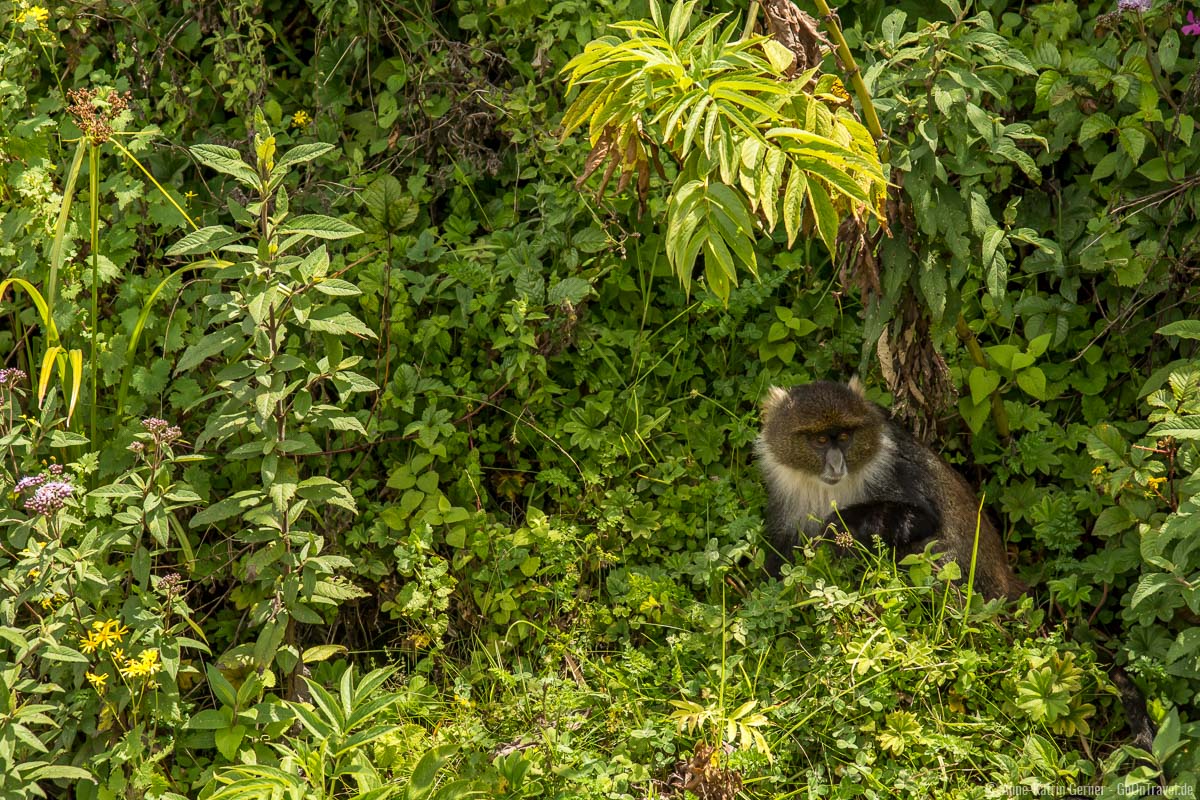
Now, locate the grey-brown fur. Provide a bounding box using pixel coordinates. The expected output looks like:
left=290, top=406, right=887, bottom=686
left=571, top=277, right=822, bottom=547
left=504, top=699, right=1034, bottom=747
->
left=757, top=379, right=1025, bottom=601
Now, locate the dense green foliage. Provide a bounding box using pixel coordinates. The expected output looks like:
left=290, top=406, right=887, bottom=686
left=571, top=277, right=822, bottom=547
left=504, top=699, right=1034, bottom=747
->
left=1, top=0, right=1199, bottom=797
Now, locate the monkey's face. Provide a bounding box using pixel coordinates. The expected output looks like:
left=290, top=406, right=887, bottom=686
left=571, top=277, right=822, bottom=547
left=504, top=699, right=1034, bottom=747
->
left=759, top=382, right=884, bottom=482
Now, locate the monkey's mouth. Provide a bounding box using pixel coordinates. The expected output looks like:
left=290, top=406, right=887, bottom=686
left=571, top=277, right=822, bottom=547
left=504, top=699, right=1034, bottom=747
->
left=820, top=474, right=844, bottom=485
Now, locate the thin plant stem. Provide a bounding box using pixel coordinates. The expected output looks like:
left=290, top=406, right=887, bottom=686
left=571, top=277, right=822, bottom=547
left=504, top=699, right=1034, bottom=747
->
left=109, top=138, right=199, bottom=231
left=808, top=0, right=884, bottom=142
left=741, top=0, right=760, bottom=40
left=88, top=144, right=99, bottom=445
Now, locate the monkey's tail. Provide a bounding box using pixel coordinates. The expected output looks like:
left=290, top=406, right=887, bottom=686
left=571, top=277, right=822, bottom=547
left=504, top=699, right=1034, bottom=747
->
left=1110, top=665, right=1156, bottom=754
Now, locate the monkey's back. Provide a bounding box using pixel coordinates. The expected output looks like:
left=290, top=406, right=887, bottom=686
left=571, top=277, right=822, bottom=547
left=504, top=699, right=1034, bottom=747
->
left=885, top=420, right=1024, bottom=600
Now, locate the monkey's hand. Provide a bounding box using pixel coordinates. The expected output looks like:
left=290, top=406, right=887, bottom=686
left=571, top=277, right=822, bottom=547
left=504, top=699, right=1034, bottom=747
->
left=821, top=502, right=940, bottom=553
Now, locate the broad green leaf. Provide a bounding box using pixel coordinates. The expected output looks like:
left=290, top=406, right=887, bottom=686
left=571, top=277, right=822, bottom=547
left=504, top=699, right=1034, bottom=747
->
left=362, top=174, right=415, bottom=229
left=1087, top=424, right=1128, bottom=466
left=806, top=180, right=837, bottom=256
left=277, top=214, right=363, bottom=240
left=1157, top=320, right=1200, bottom=340
left=1016, top=366, right=1047, bottom=400
left=191, top=144, right=260, bottom=188
left=306, top=310, right=377, bottom=339
left=1149, top=416, right=1200, bottom=441
left=312, top=278, right=361, bottom=297
left=408, top=745, right=459, bottom=800
left=186, top=708, right=233, bottom=730
left=275, top=142, right=335, bottom=171
left=782, top=167, right=807, bottom=247
left=175, top=329, right=242, bottom=375
left=303, top=644, right=348, bottom=664
left=762, top=39, right=795, bottom=73
left=166, top=225, right=243, bottom=257
left=968, top=367, right=1001, bottom=406
left=190, top=490, right=265, bottom=528
left=27, top=765, right=95, bottom=782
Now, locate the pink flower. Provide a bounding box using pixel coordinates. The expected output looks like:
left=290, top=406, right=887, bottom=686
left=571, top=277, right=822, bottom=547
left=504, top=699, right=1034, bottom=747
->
left=1184, top=10, right=1200, bottom=35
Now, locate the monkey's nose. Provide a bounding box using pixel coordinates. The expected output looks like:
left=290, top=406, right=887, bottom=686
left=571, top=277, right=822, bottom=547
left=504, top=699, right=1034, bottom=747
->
left=820, top=470, right=845, bottom=485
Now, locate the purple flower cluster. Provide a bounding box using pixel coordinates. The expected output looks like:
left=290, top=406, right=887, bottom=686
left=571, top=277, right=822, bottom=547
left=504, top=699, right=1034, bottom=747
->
left=23, top=481, right=75, bottom=516
left=1185, top=10, right=1200, bottom=34
left=15, top=474, right=48, bottom=493
left=142, top=417, right=182, bottom=445
left=0, top=369, right=26, bottom=389
left=1118, top=0, right=1151, bottom=10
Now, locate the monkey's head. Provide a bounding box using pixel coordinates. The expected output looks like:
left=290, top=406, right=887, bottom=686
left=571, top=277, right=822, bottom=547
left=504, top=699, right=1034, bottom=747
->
left=758, top=379, right=885, bottom=485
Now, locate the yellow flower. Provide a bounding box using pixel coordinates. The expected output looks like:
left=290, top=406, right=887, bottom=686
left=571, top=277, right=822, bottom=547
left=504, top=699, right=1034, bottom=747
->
left=86, top=671, right=107, bottom=690
left=16, top=5, right=50, bottom=29
left=291, top=110, right=311, bottom=128
left=94, top=619, right=130, bottom=648
left=80, top=619, right=130, bottom=654
left=120, top=648, right=160, bottom=679
left=110, top=647, right=126, bottom=665
left=184, top=190, right=197, bottom=200
left=27, top=568, right=39, bottom=579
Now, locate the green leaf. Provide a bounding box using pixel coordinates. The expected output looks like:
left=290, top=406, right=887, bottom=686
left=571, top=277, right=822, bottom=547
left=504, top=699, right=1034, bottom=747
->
left=782, top=167, right=807, bottom=247
left=968, top=367, right=1001, bottom=406
left=959, top=396, right=991, bottom=434
left=190, top=490, right=265, bottom=528
left=311, top=278, right=362, bottom=297
left=762, top=39, right=795, bottom=73
left=214, top=724, right=247, bottom=761
left=1118, top=125, right=1146, bottom=163
left=303, top=644, right=348, bottom=664
left=806, top=180, right=837, bottom=257
left=49, top=430, right=89, bottom=447
left=297, top=477, right=358, bottom=513
left=408, top=745, right=459, bottom=800
left=1157, top=320, right=1200, bottom=340
left=1158, top=30, right=1180, bottom=72
left=1149, top=416, right=1200, bottom=441
left=1078, top=113, right=1115, bottom=145
left=166, top=226, right=243, bottom=257
left=175, top=329, right=242, bottom=375
left=207, top=664, right=239, bottom=708
left=186, top=708, right=233, bottom=730
left=306, top=310, right=378, bottom=339
left=548, top=277, right=592, bottom=305
left=1087, top=424, right=1128, bottom=466
left=275, top=142, right=335, bottom=171
left=1016, top=367, right=1047, bottom=400
left=190, top=144, right=261, bottom=188
left=277, top=214, right=363, bottom=240
left=27, top=765, right=95, bottom=783
left=42, top=643, right=89, bottom=663
left=362, top=174, right=414, bottom=229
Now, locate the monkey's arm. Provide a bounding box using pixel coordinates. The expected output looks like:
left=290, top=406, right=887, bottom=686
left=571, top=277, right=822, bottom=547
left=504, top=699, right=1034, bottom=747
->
left=821, top=501, right=941, bottom=554
left=763, top=494, right=798, bottom=578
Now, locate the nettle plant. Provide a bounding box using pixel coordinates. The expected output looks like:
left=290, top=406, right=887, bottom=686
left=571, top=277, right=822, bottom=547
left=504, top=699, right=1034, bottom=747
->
left=169, top=111, right=373, bottom=699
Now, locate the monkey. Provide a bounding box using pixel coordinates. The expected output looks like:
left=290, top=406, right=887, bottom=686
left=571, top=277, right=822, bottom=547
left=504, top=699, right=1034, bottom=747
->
left=756, top=378, right=1026, bottom=601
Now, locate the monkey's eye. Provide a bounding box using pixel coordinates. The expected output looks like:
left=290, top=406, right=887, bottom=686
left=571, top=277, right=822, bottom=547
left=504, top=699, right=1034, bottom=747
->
left=813, top=434, right=829, bottom=446
left=838, top=431, right=851, bottom=443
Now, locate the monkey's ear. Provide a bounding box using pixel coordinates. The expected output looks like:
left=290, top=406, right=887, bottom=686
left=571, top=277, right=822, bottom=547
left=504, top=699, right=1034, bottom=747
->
left=761, top=386, right=790, bottom=423
left=847, top=375, right=866, bottom=398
